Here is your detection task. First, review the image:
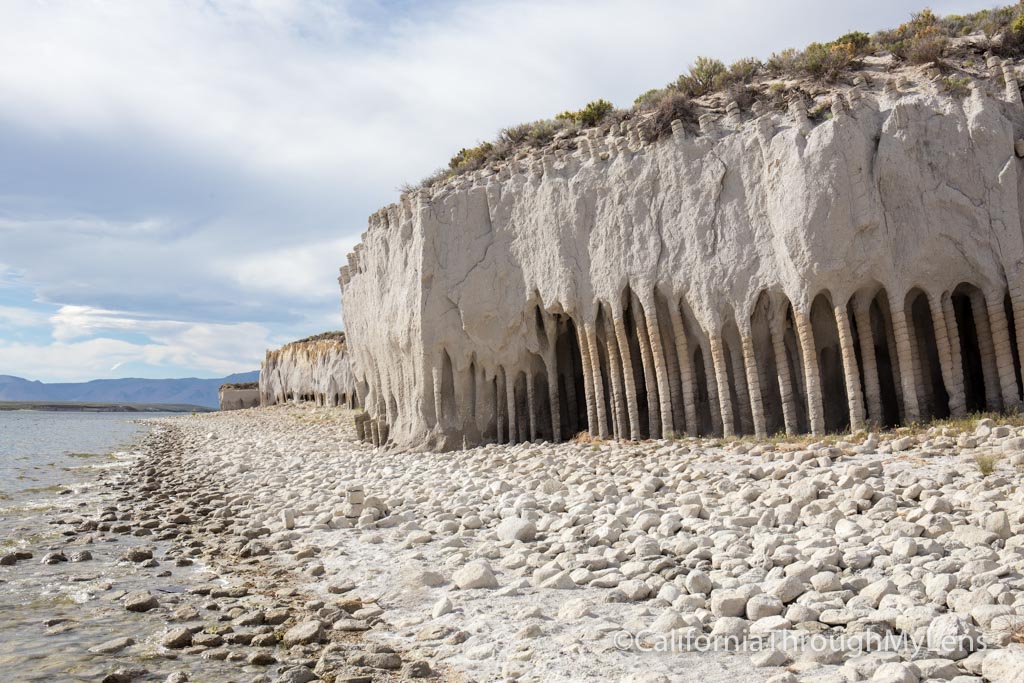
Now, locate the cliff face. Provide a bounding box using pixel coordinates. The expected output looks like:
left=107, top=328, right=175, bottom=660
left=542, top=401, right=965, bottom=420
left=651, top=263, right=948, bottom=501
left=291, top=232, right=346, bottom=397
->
left=259, top=336, right=357, bottom=409
left=341, top=61, right=1024, bottom=450
left=219, top=384, right=260, bottom=411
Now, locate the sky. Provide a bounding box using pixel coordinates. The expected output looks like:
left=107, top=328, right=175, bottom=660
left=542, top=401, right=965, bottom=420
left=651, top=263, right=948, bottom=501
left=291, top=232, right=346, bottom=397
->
left=0, top=0, right=997, bottom=382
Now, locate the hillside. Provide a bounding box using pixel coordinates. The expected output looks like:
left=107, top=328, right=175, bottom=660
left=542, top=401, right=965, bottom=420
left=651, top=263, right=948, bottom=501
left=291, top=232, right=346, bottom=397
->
left=0, top=371, right=259, bottom=408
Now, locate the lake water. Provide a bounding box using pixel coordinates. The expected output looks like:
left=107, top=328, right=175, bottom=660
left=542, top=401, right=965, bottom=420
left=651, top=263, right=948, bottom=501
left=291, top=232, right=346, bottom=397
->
left=0, top=411, right=169, bottom=503
left=0, top=411, right=217, bottom=681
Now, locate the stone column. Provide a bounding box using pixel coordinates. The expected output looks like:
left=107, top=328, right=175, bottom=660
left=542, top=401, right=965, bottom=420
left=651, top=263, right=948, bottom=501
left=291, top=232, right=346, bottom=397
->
left=709, top=335, right=735, bottom=437
left=834, top=301, right=866, bottom=431
left=879, top=298, right=905, bottom=419
left=985, top=288, right=1021, bottom=411
left=969, top=290, right=1002, bottom=411
left=545, top=354, right=561, bottom=442
left=668, top=304, right=699, bottom=436
left=505, top=371, right=517, bottom=444
left=727, top=339, right=754, bottom=434
left=741, top=332, right=767, bottom=438
left=603, top=314, right=628, bottom=440
left=525, top=371, right=537, bottom=442
left=769, top=316, right=799, bottom=435
left=612, top=311, right=642, bottom=441
left=701, top=340, right=723, bottom=436
left=584, top=324, right=609, bottom=438
left=935, top=292, right=966, bottom=418
left=852, top=296, right=882, bottom=426
left=1011, top=284, right=1024, bottom=389
left=432, top=366, right=444, bottom=429
left=496, top=368, right=506, bottom=443
left=888, top=293, right=921, bottom=423
left=794, top=309, right=825, bottom=435
left=638, top=293, right=675, bottom=437
left=563, top=348, right=579, bottom=435
left=632, top=294, right=661, bottom=438
left=575, top=324, right=595, bottom=435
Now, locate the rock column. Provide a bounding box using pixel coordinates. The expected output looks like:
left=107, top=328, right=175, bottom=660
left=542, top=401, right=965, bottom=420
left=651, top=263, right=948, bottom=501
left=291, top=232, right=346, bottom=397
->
left=888, top=294, right=921, bottom=423
left=632, top=295, right=661, bottom=438
left=834, top=302, right=866, bottom=431
left=709, top=335, right=735, bottom=437
left=794, top=310, right=825, bottom=435
left=638, top=294, right=675, bottom=437
left=852, top=296, right=882, bottom=425
left=612, top=311, right=641, bottom=440
left=969, top=290, right=1002, bottom=411
left=668, top=304, right=699, bottom=436
left=985, top=289, right=1021, bottom=411
left=741, top=332, right=767, bottom=438
left=936, top=292, right=966, bottom=418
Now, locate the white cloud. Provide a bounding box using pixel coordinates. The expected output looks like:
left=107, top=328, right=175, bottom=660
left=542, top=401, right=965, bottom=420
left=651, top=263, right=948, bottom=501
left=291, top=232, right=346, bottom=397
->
left=220, top=237, right=359, bottom=300
left=0, top=0, right=999, bottom=380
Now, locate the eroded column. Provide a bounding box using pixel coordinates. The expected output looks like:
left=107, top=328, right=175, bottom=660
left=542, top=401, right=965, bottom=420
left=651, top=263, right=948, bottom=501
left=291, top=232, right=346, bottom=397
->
left=603, top=314, right=628, bottom=439
left=769, top=316, right=798, bottom=435
left=794, top=309, right=825, bottom=435
left=741, top=333, right=767, bottom=438
left=834, top=302, right=866, bottom=431
left=612, top=312, right=641, bottom=441
left=632, top=295, right=661, bottom=438
left=709, top=335, right=735, bottom=437
left=525, top=371, right=537, bottom=442
left=584, top=324, right=609, bottom=438
left=852, top=296, right=882, bottom=426
left=936, top=292, right=966, bottom=418
left=505, top=371, right=517, bottom=444
left=888, top=294, right=921, bottom=424
left=970, top=290, right=1002, bottom=411
left=496, top=368, right=506, bottom=442
left=985, top=288, right=1021, bottom=411
left=727, top=339, right=753, bottom=434
left=668, top=304, right=699, bottom=435
left=545, top=355, right=561, bottom=442
left=638, top=294, right=675, bottom=437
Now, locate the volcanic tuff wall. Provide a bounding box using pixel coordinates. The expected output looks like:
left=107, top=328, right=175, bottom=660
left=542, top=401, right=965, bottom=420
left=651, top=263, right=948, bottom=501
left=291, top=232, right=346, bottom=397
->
left=219, top=383, right=260, bottom=411
left=259, top=335, right=358, bottom=409
left=340, top=58, right=1024, bottom=451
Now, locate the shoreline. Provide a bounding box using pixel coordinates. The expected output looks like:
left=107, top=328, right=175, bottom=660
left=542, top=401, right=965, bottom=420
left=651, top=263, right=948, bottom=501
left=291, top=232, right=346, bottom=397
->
left=6, top=405, right=1024, bottom=682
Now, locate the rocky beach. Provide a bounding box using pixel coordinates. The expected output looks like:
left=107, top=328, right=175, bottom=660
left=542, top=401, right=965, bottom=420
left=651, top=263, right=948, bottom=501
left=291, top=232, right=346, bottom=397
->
left=6, top=405, right=1024, bottom=682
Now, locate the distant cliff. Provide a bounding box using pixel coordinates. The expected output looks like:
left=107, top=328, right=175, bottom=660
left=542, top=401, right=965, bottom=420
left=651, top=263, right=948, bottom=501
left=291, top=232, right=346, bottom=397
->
left=260, top=332, right=357, bottom=408
left=0, top=371, right=259, bottom=408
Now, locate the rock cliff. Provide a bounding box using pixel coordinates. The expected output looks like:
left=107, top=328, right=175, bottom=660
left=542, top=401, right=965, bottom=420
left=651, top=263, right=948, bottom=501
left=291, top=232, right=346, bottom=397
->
left=341, top=55, right=1024, bottom=450
left=218, top=383, right=259, bottom=411
left=259, top=333, right=357, bottom=409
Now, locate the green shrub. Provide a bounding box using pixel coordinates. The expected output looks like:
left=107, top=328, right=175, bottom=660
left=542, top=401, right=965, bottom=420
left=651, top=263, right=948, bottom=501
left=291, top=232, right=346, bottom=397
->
left=830, top=31, right=872, bottom=54
left=907, top=24, right=948, bottom=63
left=639, top=90, right=693, bottom=141
left=943, top=75, right=971, bottom=97
left=555, top=99, right=615, bottom=127
left=765, top=48, right=802, bottom=76
left=675, top=56, right=727, bottom=97
left=801, top=41, right=856, bottom=81
left=723, top=58, right=762, bottom=86
left=633, top=88, right=662, bottom=108
left=448, top=142, right=493, bottom=172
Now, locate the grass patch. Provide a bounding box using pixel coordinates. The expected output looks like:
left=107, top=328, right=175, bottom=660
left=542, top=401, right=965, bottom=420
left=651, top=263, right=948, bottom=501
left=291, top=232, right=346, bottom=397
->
left=974, top=452, right=1000, bottom=476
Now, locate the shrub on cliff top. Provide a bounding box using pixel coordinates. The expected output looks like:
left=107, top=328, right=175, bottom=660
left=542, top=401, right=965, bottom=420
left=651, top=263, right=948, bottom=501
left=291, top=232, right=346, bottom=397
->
left=674, top=56, right=727, bottom=97
left=555, top=99, right=615, bottom=128
left=448, top=142, right=493, bottom=172
left=639, top=90, right=694, bottom=142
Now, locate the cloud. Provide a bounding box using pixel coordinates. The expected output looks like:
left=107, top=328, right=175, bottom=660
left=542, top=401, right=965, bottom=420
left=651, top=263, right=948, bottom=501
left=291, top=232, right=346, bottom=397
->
left=0, top=0, right=997, bottom=380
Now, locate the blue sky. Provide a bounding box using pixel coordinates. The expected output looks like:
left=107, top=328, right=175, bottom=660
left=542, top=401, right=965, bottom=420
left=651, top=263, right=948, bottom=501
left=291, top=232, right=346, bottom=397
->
left=0, top=0, right=995, bottom=382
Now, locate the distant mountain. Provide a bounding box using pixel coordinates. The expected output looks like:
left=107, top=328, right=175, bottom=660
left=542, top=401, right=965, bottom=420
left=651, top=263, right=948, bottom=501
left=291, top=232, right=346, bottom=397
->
left=0, top=371, right=259, bottom=408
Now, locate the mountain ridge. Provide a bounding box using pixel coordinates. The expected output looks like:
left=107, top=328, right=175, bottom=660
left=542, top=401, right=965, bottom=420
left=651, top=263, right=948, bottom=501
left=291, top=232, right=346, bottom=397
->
left=0, top=371, right=259, bottom=408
